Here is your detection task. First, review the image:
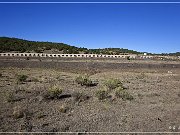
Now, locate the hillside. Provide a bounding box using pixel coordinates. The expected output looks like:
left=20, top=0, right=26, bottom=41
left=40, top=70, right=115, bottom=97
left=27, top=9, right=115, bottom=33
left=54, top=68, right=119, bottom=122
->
left=1, top=37, right=179, bottom=56
left=0, top=37, right=145, bottom=55
left=0, top=37, right=87, bottom=54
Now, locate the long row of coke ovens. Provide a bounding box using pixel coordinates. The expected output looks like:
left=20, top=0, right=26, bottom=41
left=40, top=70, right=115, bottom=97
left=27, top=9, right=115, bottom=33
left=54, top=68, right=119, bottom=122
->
left=0, top=53, right=155, bottom=59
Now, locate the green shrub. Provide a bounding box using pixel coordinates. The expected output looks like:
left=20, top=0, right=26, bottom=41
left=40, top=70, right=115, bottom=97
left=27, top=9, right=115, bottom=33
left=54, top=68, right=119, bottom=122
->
left=44, top=85, right=62, bottom=99
left=95, top=89, right=109, bottom=100
left=115, top=90, right=134, bottom=101
left=75, top=75, right=90, bottom=85
left=75, top=75, right=98, bottom=87
left=17, top=74, right=28, bottom=83
left=104, top=78, right=123, bottom=90
left=48, top=85, right=62, bottom=99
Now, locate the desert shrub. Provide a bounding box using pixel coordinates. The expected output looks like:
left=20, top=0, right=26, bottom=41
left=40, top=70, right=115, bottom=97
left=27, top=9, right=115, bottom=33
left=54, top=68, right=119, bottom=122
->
left=59, top=105, right=69, bottom=113
left=72, top=92, right=89, bottom=102
left=17, top=74, right=28, bottom=83
left=127, top=56, right=131, bottom=60
left=104, top=78, right=123, bottom=90
left=37, top=112, right=46, bottom=119
left=136, top=72, right=146, bottom=79
left=115, top=90, right=134, bottom=101
left=56, top=75, right=64, bottom=81
left=48, top=85, right=62, bottom=98
left=13, top=106, right=24, bottom=119
left=137, top=93, right=143, bottom=99
left=75, top=75, right=91, bottom=86
left=6, top=91, right=15, bottom=102
left=95, top=89, right=109, bottom=100
left=5, top=91, right=22, bottom=102
left=115, top=87, right=124, bottom=97
left=149, top=93, right=160, bottom=97
left=75, top=75, right=98, bottom=87
left=14, top=85, right=25, bottom=93
left=43, top=85, right=62, bottom=99
left=31, top=77, right=39, bottom=82
left=5, top=92, right=16, bottom=102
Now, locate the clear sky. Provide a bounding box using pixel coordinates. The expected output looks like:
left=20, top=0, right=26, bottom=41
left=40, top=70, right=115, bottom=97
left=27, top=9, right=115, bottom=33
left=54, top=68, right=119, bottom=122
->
left=0, top=1, right=180, bottom=53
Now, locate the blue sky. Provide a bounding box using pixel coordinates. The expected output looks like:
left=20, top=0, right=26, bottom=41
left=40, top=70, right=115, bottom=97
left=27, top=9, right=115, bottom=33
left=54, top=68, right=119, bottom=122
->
left=0, top=2, right=180, bottom=53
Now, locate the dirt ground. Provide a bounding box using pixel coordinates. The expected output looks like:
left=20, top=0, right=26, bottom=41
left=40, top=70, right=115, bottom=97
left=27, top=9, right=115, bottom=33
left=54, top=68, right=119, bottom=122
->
left=0, top=57, right=180, bottom=134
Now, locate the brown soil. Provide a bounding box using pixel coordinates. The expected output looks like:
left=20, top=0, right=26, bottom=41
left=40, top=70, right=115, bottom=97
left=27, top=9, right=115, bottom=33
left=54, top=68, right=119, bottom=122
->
left=0, top=57, right=180, bottom=134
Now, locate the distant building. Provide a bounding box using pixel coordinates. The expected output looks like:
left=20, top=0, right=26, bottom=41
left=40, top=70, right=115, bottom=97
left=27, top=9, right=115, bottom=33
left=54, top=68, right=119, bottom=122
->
left=144, top=53, right=147, bottom=56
